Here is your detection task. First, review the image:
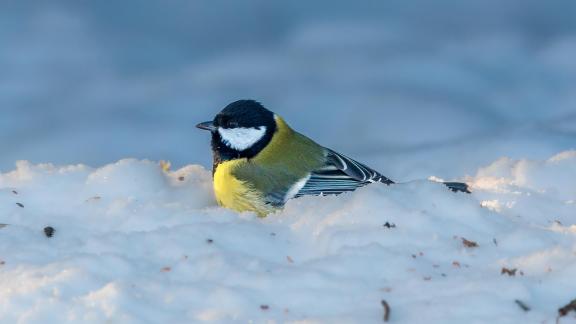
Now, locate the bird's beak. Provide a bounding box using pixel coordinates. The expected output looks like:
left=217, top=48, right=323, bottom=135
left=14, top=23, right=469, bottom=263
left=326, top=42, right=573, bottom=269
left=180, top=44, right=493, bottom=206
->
left=196, top=121, right=217, bottom=132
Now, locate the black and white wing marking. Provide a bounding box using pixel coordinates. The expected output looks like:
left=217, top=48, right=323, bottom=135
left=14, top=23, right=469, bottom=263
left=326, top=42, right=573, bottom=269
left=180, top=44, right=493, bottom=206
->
left=326, top=149, right=394, bottom=185
left=294, top=149, right=394, bottom=198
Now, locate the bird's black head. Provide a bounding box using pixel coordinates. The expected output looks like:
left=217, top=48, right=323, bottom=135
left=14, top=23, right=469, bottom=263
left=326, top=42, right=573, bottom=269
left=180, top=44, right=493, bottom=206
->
left=197, top=100, right=277, bottom=164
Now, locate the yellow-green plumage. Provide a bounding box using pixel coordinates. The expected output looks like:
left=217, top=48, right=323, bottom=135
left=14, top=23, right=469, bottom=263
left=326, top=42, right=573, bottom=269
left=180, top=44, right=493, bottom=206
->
left=213, top=116, right=325, bottom=216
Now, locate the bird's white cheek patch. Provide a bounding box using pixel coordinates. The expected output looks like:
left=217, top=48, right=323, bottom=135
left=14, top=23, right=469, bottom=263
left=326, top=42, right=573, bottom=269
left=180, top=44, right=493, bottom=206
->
left=218, top=127, right=267, bottom=151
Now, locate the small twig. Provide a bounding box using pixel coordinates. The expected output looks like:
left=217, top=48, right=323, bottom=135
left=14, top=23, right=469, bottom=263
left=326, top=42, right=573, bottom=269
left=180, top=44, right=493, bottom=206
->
left=381, top=300, right=391, bottom=322
left=44, top=226, right=55, bottom=238
left=501, top=268, right=517, bottom=276
left=515, top=299, right=530, bottom=312
left=462, top=237, right=478, bottom=248
left=383, top=222, right=396, bottom=229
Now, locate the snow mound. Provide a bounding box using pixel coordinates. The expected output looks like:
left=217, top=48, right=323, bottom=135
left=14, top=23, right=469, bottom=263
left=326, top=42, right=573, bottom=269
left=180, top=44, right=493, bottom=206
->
left=471, top=150, right=576, bottom=198
left=470, top=151, right=576, bottom=225
left=0, top=154, right=575, bottom=323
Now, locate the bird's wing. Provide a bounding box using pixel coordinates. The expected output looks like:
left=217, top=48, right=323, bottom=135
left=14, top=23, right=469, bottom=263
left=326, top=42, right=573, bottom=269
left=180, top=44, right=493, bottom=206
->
left=294, top=149, right=394, bottom=198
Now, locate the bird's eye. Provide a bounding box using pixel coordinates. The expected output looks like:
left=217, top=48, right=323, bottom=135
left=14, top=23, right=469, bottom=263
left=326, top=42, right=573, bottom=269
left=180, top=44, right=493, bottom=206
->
left=215, top=115, right=227, bottom=127
left=228, top=121, right=239, bottom=128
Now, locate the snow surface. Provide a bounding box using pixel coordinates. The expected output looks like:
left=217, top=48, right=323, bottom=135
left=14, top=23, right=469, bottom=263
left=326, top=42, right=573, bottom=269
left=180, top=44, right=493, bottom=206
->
left=2, top=1, right=576, bottom=323
left=1, top=152, right=575, bottom=323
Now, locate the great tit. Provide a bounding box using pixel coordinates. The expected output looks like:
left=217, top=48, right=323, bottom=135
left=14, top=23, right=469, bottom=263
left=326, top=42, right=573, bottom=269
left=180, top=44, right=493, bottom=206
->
left=197, top=100, right=469, bottom=216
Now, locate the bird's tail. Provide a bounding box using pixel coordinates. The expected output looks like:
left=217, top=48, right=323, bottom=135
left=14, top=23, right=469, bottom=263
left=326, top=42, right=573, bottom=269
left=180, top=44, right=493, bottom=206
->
left=442, top=182, right=471, bottom=193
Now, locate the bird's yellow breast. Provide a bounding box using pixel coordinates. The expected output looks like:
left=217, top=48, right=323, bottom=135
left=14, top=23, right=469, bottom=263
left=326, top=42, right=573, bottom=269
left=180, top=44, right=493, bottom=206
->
left=213, top=159, right=276, bottom=217
left=211, top=115, right=323, bottom=217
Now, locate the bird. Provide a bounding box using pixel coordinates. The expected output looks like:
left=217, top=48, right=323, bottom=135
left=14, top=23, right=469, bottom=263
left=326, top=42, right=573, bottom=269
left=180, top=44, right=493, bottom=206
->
left=197, top=100, right=469, bottom=216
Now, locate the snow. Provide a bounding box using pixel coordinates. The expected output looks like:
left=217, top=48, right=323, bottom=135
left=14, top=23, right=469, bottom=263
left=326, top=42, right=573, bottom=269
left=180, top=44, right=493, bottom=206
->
left=1, top=153, right=575, bottom=323
left=2, top=0, right=576, bottom=322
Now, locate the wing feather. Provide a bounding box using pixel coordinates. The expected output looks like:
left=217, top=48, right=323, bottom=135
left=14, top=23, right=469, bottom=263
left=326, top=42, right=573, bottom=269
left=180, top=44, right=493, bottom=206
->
left=294, top=150, right=394, bottom=198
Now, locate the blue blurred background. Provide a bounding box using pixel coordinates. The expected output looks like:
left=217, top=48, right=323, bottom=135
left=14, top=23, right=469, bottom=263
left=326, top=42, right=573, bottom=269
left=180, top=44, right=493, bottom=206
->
left=2, top=0, right=575, bottom=180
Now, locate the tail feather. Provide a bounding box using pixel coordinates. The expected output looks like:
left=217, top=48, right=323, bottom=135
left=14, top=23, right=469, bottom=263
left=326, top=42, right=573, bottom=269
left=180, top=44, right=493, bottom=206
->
left=443, top=182, right=471, bottom=193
